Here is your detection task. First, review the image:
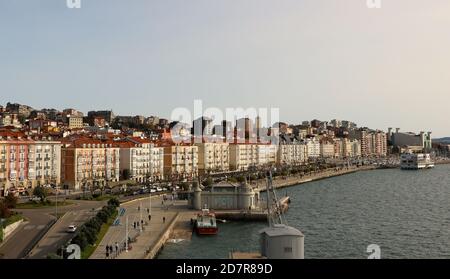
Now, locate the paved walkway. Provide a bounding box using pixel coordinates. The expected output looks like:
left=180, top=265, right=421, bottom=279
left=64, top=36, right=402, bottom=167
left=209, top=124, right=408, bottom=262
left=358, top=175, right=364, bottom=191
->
left=254, top=166, right=376, bottom=192
left=90, top=195, right=189, bottom=259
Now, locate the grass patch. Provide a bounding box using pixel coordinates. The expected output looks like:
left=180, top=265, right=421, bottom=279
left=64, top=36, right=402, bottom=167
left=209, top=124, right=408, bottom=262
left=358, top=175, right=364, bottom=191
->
left=16, top=201, right=73, bottom=209
left=81, top=211, right=118, bottom=259
left=1, top=214, right=24, bottom=242
left=2, top=214, right=24, bottom=228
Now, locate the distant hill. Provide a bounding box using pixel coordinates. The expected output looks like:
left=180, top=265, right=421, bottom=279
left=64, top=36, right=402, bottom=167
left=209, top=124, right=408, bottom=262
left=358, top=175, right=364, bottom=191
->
left=433, top=137, right=450, bottom=144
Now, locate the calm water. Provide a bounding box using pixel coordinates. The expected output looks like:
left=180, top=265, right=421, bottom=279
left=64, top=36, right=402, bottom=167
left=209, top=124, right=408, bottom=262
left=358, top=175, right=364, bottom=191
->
left=158, top=165, right=450, bottom=259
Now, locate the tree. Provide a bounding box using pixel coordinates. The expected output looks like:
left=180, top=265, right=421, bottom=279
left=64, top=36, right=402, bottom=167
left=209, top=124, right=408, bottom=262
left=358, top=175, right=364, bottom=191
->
left=179, top=182, right=190, bottom=191
left=122, top=169, right=130, bottom=180
left=236, top=175, right=246, bottom=183
left=33, top=186, right=48, bottom=202
left=107, top=197, right=120, bottom=208
left=202, top=177, right=213, bottom=187
left=4, top=193, right=18, bottom=209
left=0, top=201, right=11, bottom=219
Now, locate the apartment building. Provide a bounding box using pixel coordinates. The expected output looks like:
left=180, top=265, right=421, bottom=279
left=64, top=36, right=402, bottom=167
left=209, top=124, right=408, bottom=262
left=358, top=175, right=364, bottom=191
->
left=117, top=138, right=151, bottom=183
left=149, top=143, right=164, bottom=182
left=257, top=144, right=278, bottom=166
left=67, top=116, right=84, bottom=129
left=61, top=138, right=120, bottom=190
left=306, top=138, right=320, bottom=158
left=277, top=137, right=308, bottom=166
left=320, top=140, right=335, bottom=158
left=163, top=144, right=198, bottom=180
left=30, top=138, right=61, bottom=188
left=350, top=129, right=387, bottom=157
left=0, top=132, right=61, bottom=196
left=195, top=142, right=229, bottom=175
left=229, top=143, right=258, bottom=171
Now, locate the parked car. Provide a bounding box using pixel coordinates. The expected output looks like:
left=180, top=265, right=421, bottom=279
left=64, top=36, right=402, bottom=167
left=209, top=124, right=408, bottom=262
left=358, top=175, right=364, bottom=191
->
left=29, top=196, right=41, bottom=202
left=67, top=225, right=77, bottom=233
left=162, top=187, right=168, bottom=191
left=156, top=187, right=163, bottom=192
left=150, top=189, right=156, bottom=193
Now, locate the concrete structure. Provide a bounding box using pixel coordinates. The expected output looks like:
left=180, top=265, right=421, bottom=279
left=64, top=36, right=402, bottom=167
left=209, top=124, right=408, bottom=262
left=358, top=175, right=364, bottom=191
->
left=189, top=181, right=260, bottom=210
left=259, top=224, right=304, bottom=259
left=389, top=129, right=432, bottom=152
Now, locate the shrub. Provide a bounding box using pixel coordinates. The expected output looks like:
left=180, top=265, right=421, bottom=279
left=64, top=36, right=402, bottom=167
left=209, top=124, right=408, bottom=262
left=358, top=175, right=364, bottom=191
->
left=4, top=193, right=18, bottom=209
left=96, top=210, right=108, bottom=223
left=72, top=231, right=88, bottom=250
left=82, top=226, right=98, bottom=245
left=107, top=197, right=120, bottom=207
left=236, top=176, right=246, bottom=183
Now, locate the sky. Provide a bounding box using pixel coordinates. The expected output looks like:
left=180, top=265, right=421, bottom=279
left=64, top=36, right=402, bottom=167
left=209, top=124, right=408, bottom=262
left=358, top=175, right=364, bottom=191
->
left=1, top=0, right=450, bottom=137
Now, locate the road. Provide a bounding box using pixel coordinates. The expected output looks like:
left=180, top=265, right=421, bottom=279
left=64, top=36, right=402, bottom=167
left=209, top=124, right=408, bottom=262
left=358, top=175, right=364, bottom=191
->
left=27, top=200, right=105, bottom=259
left=0, top=200, right=105, bottom=259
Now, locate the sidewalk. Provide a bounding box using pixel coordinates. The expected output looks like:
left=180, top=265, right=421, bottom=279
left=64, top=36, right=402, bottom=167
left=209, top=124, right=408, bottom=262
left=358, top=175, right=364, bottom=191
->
left=90, top=196, right=186, bottom=259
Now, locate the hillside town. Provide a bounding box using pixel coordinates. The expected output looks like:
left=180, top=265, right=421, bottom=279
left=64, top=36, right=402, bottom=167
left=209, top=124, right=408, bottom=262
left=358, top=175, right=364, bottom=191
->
left=0, top=102, right=441, bottom=198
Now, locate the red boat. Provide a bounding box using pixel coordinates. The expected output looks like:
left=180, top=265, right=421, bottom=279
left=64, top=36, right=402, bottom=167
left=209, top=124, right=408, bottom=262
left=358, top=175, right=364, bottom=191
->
left=194, top=208, right=218, bottom=235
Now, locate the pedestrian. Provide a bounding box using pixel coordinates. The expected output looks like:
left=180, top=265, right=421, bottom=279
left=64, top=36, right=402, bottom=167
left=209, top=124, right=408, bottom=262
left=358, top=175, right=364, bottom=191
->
left=148, top=214, right=151, bottom=221
left=147, top=208, right=150, bottom=214
left=141, top=220, right=144, bottom=226
left=163, top=216, right=166, bottom=223
left=115, top=242, right=119, bottom=256
left=133, top=222, right=136, bottom=229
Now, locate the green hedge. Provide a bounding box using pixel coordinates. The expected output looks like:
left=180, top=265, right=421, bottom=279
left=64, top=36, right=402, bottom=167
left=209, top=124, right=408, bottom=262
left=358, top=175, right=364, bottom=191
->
left=70, top=198, right=120, bottom=252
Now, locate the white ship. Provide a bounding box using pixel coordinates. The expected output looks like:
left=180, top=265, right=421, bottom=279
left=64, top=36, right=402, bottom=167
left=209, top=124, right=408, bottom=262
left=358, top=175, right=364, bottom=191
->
left=400, top=153, right=435, bottom=170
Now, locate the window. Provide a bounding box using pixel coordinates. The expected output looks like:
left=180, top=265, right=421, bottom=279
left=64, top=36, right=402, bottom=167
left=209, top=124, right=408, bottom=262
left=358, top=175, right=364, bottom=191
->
left=284, top=247, right=293, bottom=253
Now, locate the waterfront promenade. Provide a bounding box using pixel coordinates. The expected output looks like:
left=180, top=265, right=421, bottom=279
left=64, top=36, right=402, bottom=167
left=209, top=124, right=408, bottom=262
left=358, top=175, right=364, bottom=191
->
left=90, top=165, right=377, bottom=259
left=254, top=165, right=377, bottom=192
left=90, top=195, right=193, bottom=259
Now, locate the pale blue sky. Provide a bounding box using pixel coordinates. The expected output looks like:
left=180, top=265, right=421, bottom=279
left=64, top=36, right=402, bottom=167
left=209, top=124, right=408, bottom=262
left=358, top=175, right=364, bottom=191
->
left=1, top=0, right=450, bottom=136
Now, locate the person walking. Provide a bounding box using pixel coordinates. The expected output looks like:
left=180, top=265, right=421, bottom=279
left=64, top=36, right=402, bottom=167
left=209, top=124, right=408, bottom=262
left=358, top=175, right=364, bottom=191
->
left=115, top=242, right=119, bottom=256
left=163, top=216, right=166, bottom=223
